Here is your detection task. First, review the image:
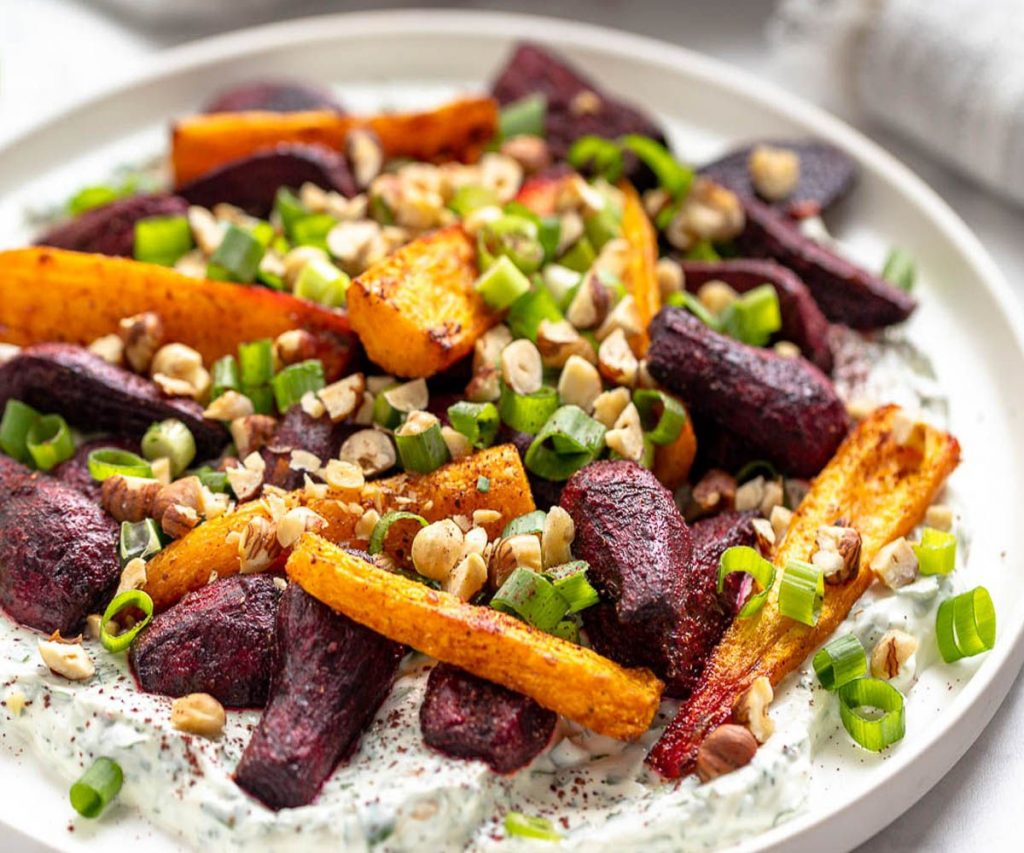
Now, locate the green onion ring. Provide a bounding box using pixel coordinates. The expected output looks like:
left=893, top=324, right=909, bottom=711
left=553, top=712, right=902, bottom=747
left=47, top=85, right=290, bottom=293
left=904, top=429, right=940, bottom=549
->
left=913, top=527, right=957, bottom=576
left=69, top=757, right=123, bottom=819
left=502, top=510, right=547, bottom=538
left=448, top=401, right=500, bottom=449
left=491, top=568, right=570, bottom=633
left=812, top=633, right=867, bottom=691
left=141, top=418, right=197, bottom=477
left=936, top=586, right=996, bottom=663
left=779, top=559, right=825, bottom=626
left=734, top=459, right=779, bottom=485
left=368, top=511, right=428, bottom=555
left=837, top=677, right=906, bottom=752
left=0, top=399, right=41, bottom=465
left=524, top=405, right=606, bottom=481
left=567, top=135, right=624, bottom=183
left=498, top=383, right=559, bottom=435
left=87, top=448, right=153, bottom=482
left=619, top=134, right=694, bottom=200
left=272, top=359, right=326, bottom=413
left=25, top=414, right=75, bottom=471
left=546, top=561, right=600, bottom=614
left=99, top=589, right=154, bottom=654
left=504, top=811, right=561, bottom=842
left=633, top=389, right=687, bottom=446
left=717, top=546, right=776, bottom=618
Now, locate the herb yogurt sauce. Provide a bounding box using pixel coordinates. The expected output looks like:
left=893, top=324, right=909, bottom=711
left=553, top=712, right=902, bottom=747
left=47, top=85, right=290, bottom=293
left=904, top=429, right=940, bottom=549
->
left=0, top=332, right=958, bottom=851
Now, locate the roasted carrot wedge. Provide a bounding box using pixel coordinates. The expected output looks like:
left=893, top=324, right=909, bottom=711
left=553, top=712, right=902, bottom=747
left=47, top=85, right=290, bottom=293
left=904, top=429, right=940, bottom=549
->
left=287, top=534, right=664, bottom=740
left=652, top=397, right=698, bottom=490
left=0, top=247, right=355, bottom=379
left=172, top=97, right=498, bottom=185
left=648, top=405, right=961, bottom=778
left=346, top=225, right=498, bottom=377
left=143, top=444, right=533, bottom=610
left=618, top=179, right=660, bottom=354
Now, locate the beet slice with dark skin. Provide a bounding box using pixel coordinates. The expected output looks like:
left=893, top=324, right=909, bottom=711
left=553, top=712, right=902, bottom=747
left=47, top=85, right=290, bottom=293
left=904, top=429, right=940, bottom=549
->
left=699, top=140, right=858, bottom=219
left=491, top=42, right=668, bottom=188
left=177, top=145, right=357, bottom=217
left=130, top=575, right=281, bottom=708
left=648, top=308, right=848, bottom=478
left=51, top=436, right=140, bottom=504
left=420, top=664, right=556, bottom=773
left=736, top=197, right=916, bottom=329
left=0, top=344, right=228, bottom=461
left=679, top=258, right=834, bottom=373
left=204, top=82, right=345, bottom=114
left=0, top=455, right=119, bottom=635
left=235, top=584, right=404, bottom=810
left=35, top=194, right=189, bottom=258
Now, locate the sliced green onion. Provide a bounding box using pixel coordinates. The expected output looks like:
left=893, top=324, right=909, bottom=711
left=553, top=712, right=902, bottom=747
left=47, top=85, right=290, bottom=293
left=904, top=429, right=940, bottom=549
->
left=492, top=568, right=570, bottom=632
left=192, top=466, right=229, bottom=493
left=546, top=561, right=599, bottom=614
left=475, top=254, right=532, bottom=310
left=882, top=248, right=916, bottom=292
left=206, top=224, right=265, bottom=283
left=87, top=448, right=152, bottom=482
left=779, top=559, right=825, bottom=626
left=838, top=677, right=906, bottom=752
left=502, top=510, right=547, bottom=538
left=719, top=284, right=782, bottom=347
left=499, top=94, right=547, bottom=140
left=498, top=383, right=559, bottom=435
left=449, top=184, right=499, bottom=217
left=507, top=286, right=563, bottom=342
left=249, top=220, right=275, bottom=248
left=684, top=240, right=721, bottom=262
left=99, top=589, right=154, bottom=653
left=717, top=546, right=776, bottom=617
left=69, top=757, right=123, bottom=819
left=291, top=213, right=337, bottom=251
left=735, top=459, right=779, bottom=485
left=448, top=401, right=500, bottom=449
left=619, top=134, right=694, bottom=200
left=478, top=215, right=544, bottom=275
left=476, top=475, right=490, bottom=493
left=238, top=339, right=275, bottom=386
left=273, top=187, right=308, bottom=239
left=373, top=379, right=429, bottom=430
left=367, top=511, right=428, bottom=555
left=119, top=519, right=163, bottom=567
left=25, top=414, right=74, bottom=471
left=524, top=405, right=606, bottom=481
left=557, top=236, right=596, bottom=273
left=395, top=417, right=451, bottom=474
left=584, top=207, right=622, bottom=251
left=133, top=215, right=193, bottom=267
left=210, top=355, right=241, bottom=401
left=294, top=257, right=350, bottom=308
left=666, top=290, right=721, bottom=330
left=936, top=586, right=996, bottom=663
left=141, top=419, right=196, bottom=477
left=633, top=389, right=686, bottom=446
left=551, top=618, right=581, bottom=644
left=913, top=527, right=956, bottom=576
left=68, top=185, right=124, bottom=216
left=0, top=399, right=40, bottom=464
left=504, top=811, right=561, bottom=842
left=813, top=633, right=867, bottom=691
left=504, top=201, right=561, bottom=262
left=244, top=384, right=275, bottom=415
left=568, top=136, right=624, bottom=183
left=272, top=359, right=326, bottom=412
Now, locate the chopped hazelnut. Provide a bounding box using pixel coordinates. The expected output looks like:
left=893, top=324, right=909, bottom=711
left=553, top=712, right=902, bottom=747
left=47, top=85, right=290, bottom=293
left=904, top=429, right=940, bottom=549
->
left=656, top=257, right=685, bottom=300
left=473, top=324, right=514, bottom=373
left=88, top=333, right=125, bottom=365
left=871, top=629, right=919, bottom=679
left=733, top=676, right=775, bottom=743
left=100, top=475, right=161, bottom=523
left=480, top=153, right=524, bottom=203
left=318, top=373, right=365, bottom=423
left=666, top=178, right=745, bottom=251
left=276, top=507, right=328, bottom=549
left=465, top=365, right=501, bottom=402
left=774, top=341, right=801, bottom=359
left=751, top=517, right=776, bottom=551
left=229, top=515, right=281, bottom=574
left=411, top=519, right=465, bottom=582
left=355, top=508, right=380, bottom=541
left=557, top=355, right=603, bottom=413
left=346, top=129, right=384, bottom=189
left=490, top=534, right=543, bottom=589
left=697, top=280, right=739, bottom=316
left=770, top=504, right=793, bottom=542
left=116, top=557, right=148, bottom=596
left=282, top=246, right=328, bottom=288
left=444, top=552, right=489, bottom=601
left=566, top=272, right=610, bottom=330
left=596, top=294, right=644, bottom=343
left=226, top=452, right=267, bottom=502
left=273, top=329, right=318, bottom=368
left=891, top=412, right=927, bottom=455
left=500, top=339, right=544, bottom=395
left=339, top=429, right=397, bottom=477
left=925, top=504, right=954, bottom=532
left=748, top=144, right=801, bottom=201
left=541, top=506, right=575, bottom=569
left=118, top=311, right=164, bottom=373
left=162, top=503, right=200, bottom=539
left=591, top=386, right=631, bottom=429
left=605, top=402, right=645, bottom=463
left=229, top=415, right=277, bottom=458
left=322, top=459, right=365, bottom=493
left=499, top=135, right=551, bottom=174
left=569, top=89, right=602, bottom=117
left=812, top=524, right=862, bottom=584
left=597, top=328, right=639, bottom=387
left=150, top=343, right=210, bottom=400
left=688, top=469, right=738, bottom=519
left=441, top=426, right=472, bottom=461
left=204, top=390, right=254, bottom=422
left=38, top=637, right=94, bottom=681
left=171, top=693, right=226, bottom=739
left=695, top=724, right=758, bottom=783
left=536, top=319, right=596, bottom=369
left=870, top=537, right=918, bottom=589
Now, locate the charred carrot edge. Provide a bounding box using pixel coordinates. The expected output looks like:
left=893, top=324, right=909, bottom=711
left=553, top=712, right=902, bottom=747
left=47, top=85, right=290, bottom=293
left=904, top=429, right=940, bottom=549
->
left=648, top=405, right=961, bottom=777
left=171, top=96, right=499, bottom=185
left=287, top=533, right=664, bottom=740
left=0, top=247, right=355, bottom=379
left=143, top=444, right=534, bottom=611
left=346, top=225, right=498, bottom=378
left=618, top=180, right=660, bottom=355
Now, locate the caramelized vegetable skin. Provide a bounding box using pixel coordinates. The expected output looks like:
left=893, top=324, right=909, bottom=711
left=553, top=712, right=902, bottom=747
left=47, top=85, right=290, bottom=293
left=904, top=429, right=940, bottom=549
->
left=347, top=226, right=497, bottom=378
left=172, top=97, right=498, bottom=185
left=286, top=534, right=664, bottom=740
left=619, top=180, right=660, bottom=355
left=235, top=583, right=403, bottom=809
left=0, top=248, right=356, bottom=380
left=648, top=406, right=961, bottom=778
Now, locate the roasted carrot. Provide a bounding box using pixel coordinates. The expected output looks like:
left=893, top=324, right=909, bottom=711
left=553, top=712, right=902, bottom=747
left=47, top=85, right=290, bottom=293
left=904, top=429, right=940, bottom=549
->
left=648, top=405, right=961, bottom=777
left=287, top=534, right=664, bottom=740
left=652, top=397, right=698, bottom=490
left=618, top=179, right=660, bottom=354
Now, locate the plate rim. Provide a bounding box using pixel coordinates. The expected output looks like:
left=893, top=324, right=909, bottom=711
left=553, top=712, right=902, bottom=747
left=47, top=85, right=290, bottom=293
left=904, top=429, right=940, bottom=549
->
left=2, top=9, right=1023, bottom=853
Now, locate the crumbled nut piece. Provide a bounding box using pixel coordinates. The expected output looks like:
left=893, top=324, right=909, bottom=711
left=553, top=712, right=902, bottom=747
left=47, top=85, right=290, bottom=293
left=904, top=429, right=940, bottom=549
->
left=871, top=629, right=919, bottom=679
left=299, top=391, right=326, bottom=419
left=695, top=724, right=758, bottom=783
left=760, top=479, right=784, bottom=516
left=450, top=514, right=472, bottom=533
left=556, top=213, right=584, bottom=254
left=870, top=537, right=918, bottom=589
left=282, top=246, right=328, bottom=288
left=643, top=187, right=672, bottom=221
left=733, top=676, right=775, bottom=743
left=812, top=524, right=863, bottom=584
left=226, top=452, right=267, bottom=502
left=276, top=507, right=328, bottom=549
left=688, top=469, right=738, bottom=519
left=925, top=504, right=954, bottom=532
left=162, top=503, right=200, bottom=539
left=734, top=476, right=766, bottom=513
left=151, top=343, right=210, bottom=400
left=84, top=614, right=103, bottom=640
left=666, top=177, right=745, bottom=251
left=465, top=366, right=501, bottom=403
left=198, top=486, right=231, bottom=520
left=100, top=475, right=161, bottom=523
left=500, top=339, right=544, bottom=395
left=188, top=205, right=224, bottom=255
left=499, top=135, right=552, bottom=174
left=395, top=410, right=441, bottom=441
left=463, top=526, right=490, bottom=557
left=891, top=412, right=927, bottom=454
left=229, top=515, right=281, bottom=574
left=770, top=504, right=794, bottom=543
left=536, top=319, right=596, bottom=369
left=318, top=373, right=365, bottom=423
left=462, top=204, right=504, bottom=237
left=605, top=402, right=645, bottom=463
left=845, top=398, right=877, bottom=421
left=656, top=257, right=684, bottom=300
left=204, top=390, right=254, bottom=421
left=748, top=144, right=801, bottom=201
left=116, top=557, right=148, bottom=596
left=773, top=341, right=801, bottom=359
left=751, top=517, right=776, bottom=551
left=302, top=473, right=328, bottom=501
left=697, top=280, right=739, bottom=316
left=322, top=459, right=365, bottom=493
left=441, top=426, right=472, bottom=461
left=480, top=153, right=525, bottom=203
left=118, top=311, right=164, bottom=373
left=557, top=354, right=603, bottom=413
left=289, top=449, right=323, bottom=474
left=473, top=325, right=514, bottom=373
left=591, top=386, right=631, bottom=429
left=411, top=520, right=465, bottom=582
left=88, top=333, right=125, bottom=365
left=346, top=129, right=384, bottom=189
left=273, top=329, right=317, bottom=368
left=38, top=637, right=94, bottom=681
left=353, top=392, right=376, bottom=424
left=327, top=219, right=384, bottom=273
left=472, top=509, right=502, bottom=528
left=5, top=690, right=27, bottom=716
left=152, top=475, right=202, bottom=523
left=229, top=415, right=277, bottom=458
left=566, top=273, right=610, bottom=330
left=355, top=508, right=381, bottom=541
left=541, top=506, right=575, bottom=569
left=490, top=534, right=543, bottom=589
left=445, top=552, right=489, bottom=601
left=596, top=294, right=644, bottom=343
left=593, top=237, right=630, bottom=281
left=598, top=328, right=639, bottom=387
left=171, top=693, right=226, bottom=739
left=569, top=89, right=602, bottom=117
left=174, top=249, right=207, bottom=278
left=383, top=378, right=430, bottom=417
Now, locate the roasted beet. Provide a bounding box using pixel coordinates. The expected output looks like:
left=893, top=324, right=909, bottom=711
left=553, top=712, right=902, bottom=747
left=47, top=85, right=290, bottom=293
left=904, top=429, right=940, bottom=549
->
left=736, top=198, right=916, bottom=329
left=51, top=436, right=140, bottom=503
left=259, top=407, right=354, bottom=492
left=131, top=575, right=281, bottom=707
left=690, top=511, right=761, bottom=615
left=420, top=663, right=556, bottom=773
left=204, top=81, right=344, bottom=114
left=492, top=42, right=667, bottom=187
left=35, top=194, right=189, bottom=257
left=699, top=140, right=858, bottom=218
left=648, top=308, right=848, bottom=478
left=0, top=455, right=118, bottom=635
left=0, top=344, right=227, bottom=461
left=679, top=259, right=833, bottom=372
left=178, top=145, right=356, bottom=217
left=235, top=584, right=403, bottom=809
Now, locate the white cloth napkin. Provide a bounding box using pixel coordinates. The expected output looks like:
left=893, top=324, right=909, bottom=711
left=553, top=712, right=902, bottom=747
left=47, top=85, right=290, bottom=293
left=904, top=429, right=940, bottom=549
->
left=772, top=0, right=1024, bottom=207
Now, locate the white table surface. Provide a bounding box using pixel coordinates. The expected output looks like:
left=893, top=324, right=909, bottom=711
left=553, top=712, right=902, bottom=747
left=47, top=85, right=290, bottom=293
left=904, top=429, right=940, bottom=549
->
left=1, top=1, right=1021, bottom=850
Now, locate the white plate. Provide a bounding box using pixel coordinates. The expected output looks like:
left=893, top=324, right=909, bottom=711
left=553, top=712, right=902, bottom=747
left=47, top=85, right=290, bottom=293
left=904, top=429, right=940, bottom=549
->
left=1, top=10, right=1023, bottom=853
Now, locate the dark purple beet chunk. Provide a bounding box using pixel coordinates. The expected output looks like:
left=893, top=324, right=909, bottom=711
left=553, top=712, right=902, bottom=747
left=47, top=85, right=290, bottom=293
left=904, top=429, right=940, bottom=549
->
left=204, top=82, right=344, bottom=114
left=420, top=663, right=556, bottom=773
left=0, top=455, right=119, bottom=635
left=35, top=194, right=189, bottom=257
left=699, top=140, right=858, bottom=218
left=0, top=344, right=227, bottom=461
left=51, top=436, right=140, bottom=503
left=177, top=145, right=356, bottom=217
left=260, top=407, right=356, bottom=492
left=130, top=575, right=282, bottom=708
left=235, top=584, right=403, bottom=809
